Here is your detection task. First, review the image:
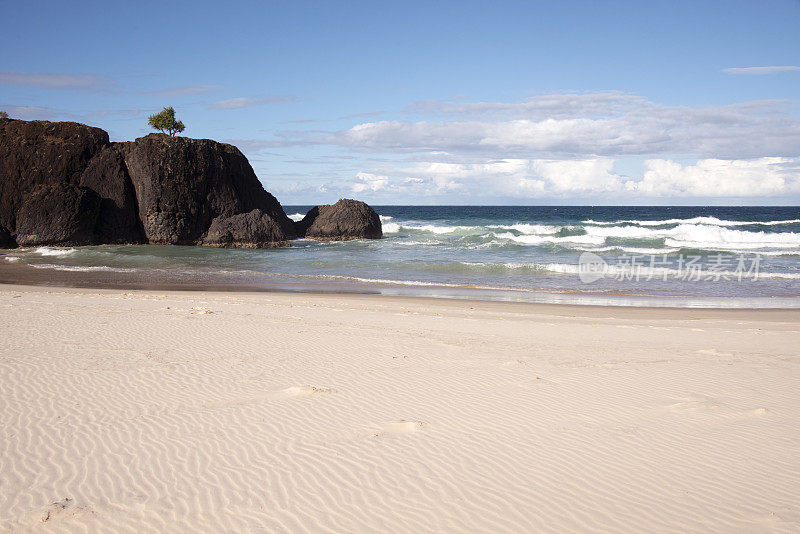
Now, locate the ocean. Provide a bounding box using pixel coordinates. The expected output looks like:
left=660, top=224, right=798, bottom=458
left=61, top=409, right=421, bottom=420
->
left=3, top=206, right=800, bottom=307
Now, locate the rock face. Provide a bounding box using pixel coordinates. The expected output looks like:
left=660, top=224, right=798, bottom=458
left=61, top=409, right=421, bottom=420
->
left=0, top=119, right=380, bottom=249
left=0, top=225, right=14, bottom=248
left=78, top=146, right=145, bottom=244
left=119, top=134, right=295, bottom=245
left=0, top=119, right=108, bottom=236
left=15, top=183, right=101, bottom=246
left=297, top=199, right=382, bottom=240
left=203, top=209, right=290, bottom=248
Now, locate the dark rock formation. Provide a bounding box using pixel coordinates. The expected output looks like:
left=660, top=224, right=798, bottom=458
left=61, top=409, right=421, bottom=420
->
left=203, top=209, right=290, bottom=248
left=0, top=225, right=14, bottom=248
left=79, top=146, right=145, bottom=244
left=1, top=119, right=380, bottom=249
left=119, top=134, right=295, bottom=245
left=0, top=119, right=108, bottom=235
left=297, top=199, right=382, bottom=240
left=15, top=183, right=101, bottom=246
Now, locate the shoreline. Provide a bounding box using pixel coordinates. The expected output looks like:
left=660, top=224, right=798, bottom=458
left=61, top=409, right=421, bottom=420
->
left=2, top=259, right=800, bottom=309
left=3, top=282, right=800, bottom=321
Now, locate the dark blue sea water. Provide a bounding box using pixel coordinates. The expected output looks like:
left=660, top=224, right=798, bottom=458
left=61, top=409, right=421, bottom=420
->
left=3, top=206, right=800, bottom=306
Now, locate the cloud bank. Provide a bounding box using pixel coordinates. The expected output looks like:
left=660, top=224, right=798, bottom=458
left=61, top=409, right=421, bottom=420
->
left=239, top=92, right=800, bottom=201
left=323, top=94, right=800, bottom=160
left=346, top=157, right=800, bottom=201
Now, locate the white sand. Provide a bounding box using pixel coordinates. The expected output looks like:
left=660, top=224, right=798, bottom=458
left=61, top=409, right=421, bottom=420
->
left=1, top=285, right=799, bottom=533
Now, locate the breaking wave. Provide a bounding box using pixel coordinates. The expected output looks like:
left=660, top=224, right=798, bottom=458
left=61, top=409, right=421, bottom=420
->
left=34, top=247, right=77, bottom=256
left=380, top=218, right=800, bottom=254
left=582, top=216, right=800, bottom=227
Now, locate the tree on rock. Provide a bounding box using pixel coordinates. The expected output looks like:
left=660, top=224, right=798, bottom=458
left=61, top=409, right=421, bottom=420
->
left=147, top=107, right=185, bottom=136
left=0, top=111, right=8, bottom=119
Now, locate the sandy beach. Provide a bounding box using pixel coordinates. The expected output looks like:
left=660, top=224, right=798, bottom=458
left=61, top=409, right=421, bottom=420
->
left=1, top=284, right=799, bottom=532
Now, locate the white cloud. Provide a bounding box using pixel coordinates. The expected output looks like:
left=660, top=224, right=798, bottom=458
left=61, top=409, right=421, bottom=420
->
left=209, top=96, right=295, bottom=110
left=350, top=157, right=800, bottom=200
left=241, top=92, right=800, bottom=202
left=349, top=166, right=468, bottom=197
left=328, top=99, right=800, bottom=159
left=0, top=72, right=109, bottom=89
left=634, top=158, right=799, bottom=196
left=530, top=159, right=626, bottom=194
left=353, top=172, right=390, bottom=193
left=723, top=66, right=800, bottom=75
left=403, top=158, right=622, bottom=197
left=405, top=91, right=647, bottom=119
left=241, top=93, right=800, bottom=161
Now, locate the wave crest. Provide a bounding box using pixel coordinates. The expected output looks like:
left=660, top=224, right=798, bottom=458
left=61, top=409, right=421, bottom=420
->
left=34, top=247, right=77, bottom=257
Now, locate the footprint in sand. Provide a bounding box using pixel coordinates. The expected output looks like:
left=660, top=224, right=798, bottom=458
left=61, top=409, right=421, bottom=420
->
left=666, top=397, right=771, bottom=418
left=10, top=497, right=95, bottom=527
left=666, top=395, right=722, bottom=412
left=372, top=420, right=427, bottom=437
left=41, top=498, right=75, bottom=523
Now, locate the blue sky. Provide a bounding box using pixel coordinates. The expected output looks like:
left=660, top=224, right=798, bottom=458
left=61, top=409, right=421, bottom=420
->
left=2, top=0, right=799, bottom=205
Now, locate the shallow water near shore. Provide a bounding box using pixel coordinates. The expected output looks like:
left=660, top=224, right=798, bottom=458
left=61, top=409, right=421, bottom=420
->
left=3, top=206, right=800, bottom=308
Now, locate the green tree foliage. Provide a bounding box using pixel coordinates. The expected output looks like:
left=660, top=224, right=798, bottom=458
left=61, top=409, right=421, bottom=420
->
left=147, top=106, right=185, bottom=136
left=0, top=111, right=8, bottom=119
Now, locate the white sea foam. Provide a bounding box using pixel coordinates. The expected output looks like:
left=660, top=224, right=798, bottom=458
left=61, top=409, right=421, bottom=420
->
left=414, top=224, right=480, bottom=234
left=492, top=231, right=606, bottom=246
left=30, top=264, right=137, bottom=273
left=287, top=213, right=305, bottom=222
left=581, top=223, right=800, bottom=250
left=583, top=216, right=800, bottom=227
left=383, top=223, right=482, bottom=235
left=664, top=225, right=800, bottom=250
left=399, top=222, right=562, bottom=235
left=382, top=217, right=800, bottom=253
left=577, top=246, right=683, bottom=255
left=4, top=256, right=20, bottom=262
left=378, top=215, right=396, bottom=232
left=487, top=223, right=562, bottom=235
left=477, top=261, right=800, bottom=279
left=756, top=272, right=800, bottom=279
left=390, top=240, right=436, bottom=246
left=35, top=247, right=77, bottom=257
left=458, top=261, right=582, bottom=274
left=314, top=263, right=800, bottom=283
left=313, top=273, right=471, bottom=288
left=734, top=249, right=800, bottom=257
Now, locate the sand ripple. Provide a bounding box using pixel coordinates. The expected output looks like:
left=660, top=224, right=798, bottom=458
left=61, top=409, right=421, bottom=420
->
left=1, top=288, right=799, bottom=532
